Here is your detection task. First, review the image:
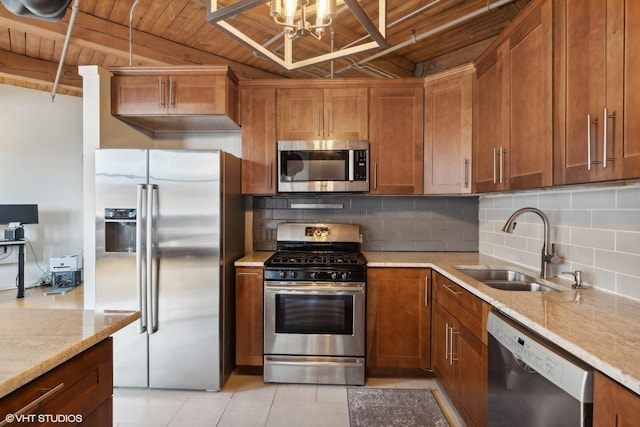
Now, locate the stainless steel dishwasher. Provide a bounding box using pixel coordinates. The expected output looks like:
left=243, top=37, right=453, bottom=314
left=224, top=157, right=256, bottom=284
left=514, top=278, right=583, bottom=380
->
left=487, top=311, right=593, bottom=427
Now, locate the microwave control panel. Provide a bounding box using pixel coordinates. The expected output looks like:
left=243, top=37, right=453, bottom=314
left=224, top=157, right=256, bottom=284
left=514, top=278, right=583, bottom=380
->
left=353, top=150, right=368, bottom=181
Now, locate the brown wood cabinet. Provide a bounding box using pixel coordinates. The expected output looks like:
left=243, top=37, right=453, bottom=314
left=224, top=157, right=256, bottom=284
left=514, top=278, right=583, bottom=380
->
left=277, top=88, right=368, bottom=140
left=594, top=371, right=640, bottom=426
left=366, top=268, right=431, bottom=371
left=235, top=267, right=264, bottom=367
left=473, top=0, right=553, bottom=192
left=369, top=85, right=424, bottom=194
left=110, top=66, right=239, bottom=133
left=240, top=87, right=277, bottom=195
left=432, top=271, right=489, bottom=427
left=554, top=0, right=640, bottom=184
left=424, top=64, right=473, bottom=194
left=0, top=338, right=113, bottom=427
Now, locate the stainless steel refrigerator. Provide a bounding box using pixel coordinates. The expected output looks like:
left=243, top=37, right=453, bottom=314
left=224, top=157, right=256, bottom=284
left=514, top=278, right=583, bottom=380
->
left=94, top=149, right=244, bottom=390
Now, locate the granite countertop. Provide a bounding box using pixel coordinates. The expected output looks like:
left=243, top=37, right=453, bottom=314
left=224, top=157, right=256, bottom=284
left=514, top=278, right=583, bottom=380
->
left=236, top=250, right=640, bottom=395
left=0, top=306, right=140, bottom=398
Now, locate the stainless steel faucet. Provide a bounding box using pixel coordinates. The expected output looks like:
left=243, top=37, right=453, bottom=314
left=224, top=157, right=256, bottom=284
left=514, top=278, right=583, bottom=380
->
left=501, top=207, right=561, bottom=279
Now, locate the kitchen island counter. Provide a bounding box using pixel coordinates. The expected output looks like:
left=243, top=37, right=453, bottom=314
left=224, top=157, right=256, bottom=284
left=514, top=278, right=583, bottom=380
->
left=236, top=250, right=640, bottom=396
left=0, top=307, right=140, bottom=399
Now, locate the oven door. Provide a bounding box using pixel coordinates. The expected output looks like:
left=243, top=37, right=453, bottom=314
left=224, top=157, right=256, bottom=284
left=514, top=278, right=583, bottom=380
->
left=264, top=281, right=365, bottom=357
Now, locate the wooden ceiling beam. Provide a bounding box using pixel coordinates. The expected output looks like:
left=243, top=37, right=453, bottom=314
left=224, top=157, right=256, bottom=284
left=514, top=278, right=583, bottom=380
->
left=0, top=6, right=283, bottom=81
left=0, top=49, right=82, bottom=96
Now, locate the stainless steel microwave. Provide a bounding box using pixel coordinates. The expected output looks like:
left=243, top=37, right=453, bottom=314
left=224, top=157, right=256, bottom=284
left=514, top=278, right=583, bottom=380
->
left=277, top=140, right=369, bottom=193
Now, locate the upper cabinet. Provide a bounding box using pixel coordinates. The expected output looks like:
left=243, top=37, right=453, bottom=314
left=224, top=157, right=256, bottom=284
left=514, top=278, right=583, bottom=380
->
left=110, top=66, right=240, bottom=133
left=241, top=86, right=277, bottom=195
left=277, top=88, right=368, bottom=140
left=424, top=64, right=473, bottom=194
left=554, top=0, right=640, bottom=184
left=369, top=84, right=424, bottom=195
left=473, top=0, right=553, bottom=192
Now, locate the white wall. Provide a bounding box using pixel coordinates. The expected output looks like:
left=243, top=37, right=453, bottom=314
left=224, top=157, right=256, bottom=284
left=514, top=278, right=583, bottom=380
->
left=0, top=84, right=84, bottom=290
left=479, top=182, right=640, bottom=300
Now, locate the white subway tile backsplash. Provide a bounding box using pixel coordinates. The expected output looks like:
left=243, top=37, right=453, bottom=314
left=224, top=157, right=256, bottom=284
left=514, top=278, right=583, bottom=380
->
left=592, top=211, right=640, bottom=232
left=617, top=185, right=640, bottom=209
left=571, top=188, right=616, bottom=209
left=594, top=250, right=640, bottom=278
left=616, top=232, right=640, bottom=255
left=479, top=182, right=640, bottom=300
left=571, top=227, right=615, bottom=250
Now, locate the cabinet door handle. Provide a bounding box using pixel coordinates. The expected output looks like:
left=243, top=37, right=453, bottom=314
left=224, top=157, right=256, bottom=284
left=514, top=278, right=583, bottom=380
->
left=492, top=148, right=497, bottom=184
left=237, top=272, right=259, bottom=275
left=424, top=275, right=429, bottom=306
left=499, top=146, right=504, bottom=184
left=450, top=328, right=460, bottom=363
left=445, top=322, right=450, bottom=361
left=463, top=158, right=469, bottom=188
left=373, top=162, right=378, bottom=190
left=317, top=109, right=322, bottom=137
left=168, top=77, right=174, bottom=108
left=268, top=162, right=273, bottom=190
left=326, top=109, right=331, bottom=137
left=603, top=107, right=616, bottom=168
left=0, top=383, right=65, bottom=426
left=158, top=77, right=164, bottom=108
left=587, top=114, right=592, bottom=171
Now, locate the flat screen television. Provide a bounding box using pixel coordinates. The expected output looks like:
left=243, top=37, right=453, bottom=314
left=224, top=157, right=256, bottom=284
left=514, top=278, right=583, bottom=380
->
left=0, top=204, right=39, bottom=225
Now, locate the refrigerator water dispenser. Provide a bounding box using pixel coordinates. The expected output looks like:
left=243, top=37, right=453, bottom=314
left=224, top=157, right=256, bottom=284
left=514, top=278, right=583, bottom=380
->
left=104, top=208, right=137, bottom=253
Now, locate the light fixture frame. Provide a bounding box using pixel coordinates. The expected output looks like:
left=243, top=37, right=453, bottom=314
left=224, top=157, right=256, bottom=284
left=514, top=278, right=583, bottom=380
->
left=207, top=0, right=386, bottom=70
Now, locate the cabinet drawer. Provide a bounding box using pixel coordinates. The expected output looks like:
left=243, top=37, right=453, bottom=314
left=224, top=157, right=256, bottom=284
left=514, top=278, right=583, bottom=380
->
left=433, top=272, right=487, bottom=341
left=0, top=338, right=113, bottom=427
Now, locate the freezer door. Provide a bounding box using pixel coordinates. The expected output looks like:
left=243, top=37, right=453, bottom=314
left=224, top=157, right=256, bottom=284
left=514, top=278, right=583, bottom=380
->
left=147, top=150, right=222, bottom=390
left=95, top=149, right=149, bottom=388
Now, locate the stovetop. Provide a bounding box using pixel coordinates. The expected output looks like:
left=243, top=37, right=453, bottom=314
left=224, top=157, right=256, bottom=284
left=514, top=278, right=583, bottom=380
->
left=264, top=251, right=367, bottom=282
left=266, top=251, right=365, bottom=267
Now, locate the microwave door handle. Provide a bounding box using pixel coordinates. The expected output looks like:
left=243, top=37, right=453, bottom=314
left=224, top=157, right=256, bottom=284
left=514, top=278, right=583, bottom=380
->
left=349, top=150, right=354, bottom=181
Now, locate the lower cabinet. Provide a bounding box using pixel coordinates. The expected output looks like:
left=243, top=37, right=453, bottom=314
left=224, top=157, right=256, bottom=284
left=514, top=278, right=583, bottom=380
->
left=366, top=268, right=431, bottom=371
left=594, top=371, right=640, bottom=426
left=0, top=338, right=113, bottom=427
left=235, top=267, right=264, bottom=367
left=432, top=271, right=489, bottom=427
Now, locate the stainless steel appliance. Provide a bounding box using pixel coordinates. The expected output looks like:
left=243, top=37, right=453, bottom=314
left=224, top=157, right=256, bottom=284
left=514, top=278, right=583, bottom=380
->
left=94, top=149, right=244, bottom=391
left=277, top=140, right=369, bottom=193
left=487, top=311, right=593, bottom=426
left=263, top=223, right=367, bottom=385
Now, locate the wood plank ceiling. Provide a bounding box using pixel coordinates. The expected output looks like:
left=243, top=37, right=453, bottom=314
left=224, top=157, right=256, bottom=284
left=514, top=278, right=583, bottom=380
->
left=0, top=0, right=531, bottom=97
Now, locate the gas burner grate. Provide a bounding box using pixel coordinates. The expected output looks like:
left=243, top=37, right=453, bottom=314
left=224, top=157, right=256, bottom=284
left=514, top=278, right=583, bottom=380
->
left=267, top=251, right=363, bottom=267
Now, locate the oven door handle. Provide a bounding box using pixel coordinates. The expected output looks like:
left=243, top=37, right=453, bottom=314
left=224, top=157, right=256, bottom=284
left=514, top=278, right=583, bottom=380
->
left=265, top=284, right=365, bottom=293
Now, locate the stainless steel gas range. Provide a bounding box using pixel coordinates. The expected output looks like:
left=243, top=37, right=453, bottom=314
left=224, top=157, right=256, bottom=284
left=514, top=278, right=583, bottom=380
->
left=263, top=223, right=367, bottom=386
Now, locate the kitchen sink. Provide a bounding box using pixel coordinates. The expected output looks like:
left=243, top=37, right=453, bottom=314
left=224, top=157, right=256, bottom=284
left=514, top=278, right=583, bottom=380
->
left=456, top=268, right=559, bottom=292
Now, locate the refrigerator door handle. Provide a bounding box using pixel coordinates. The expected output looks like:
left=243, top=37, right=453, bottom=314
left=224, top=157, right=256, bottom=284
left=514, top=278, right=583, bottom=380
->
left=136, top=184, right=147, bottom=333
left=146, top=184, right=159, bottom=335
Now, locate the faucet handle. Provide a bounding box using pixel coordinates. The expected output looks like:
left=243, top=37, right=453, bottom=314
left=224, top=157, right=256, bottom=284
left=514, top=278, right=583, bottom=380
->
left=547, top=244, right=562, bottom=264
left=562, top=270, right=585, bottom=288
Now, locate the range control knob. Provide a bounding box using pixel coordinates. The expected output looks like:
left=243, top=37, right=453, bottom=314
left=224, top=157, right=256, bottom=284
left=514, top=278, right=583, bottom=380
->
left=310, top=272, right=318, bottom=280
left=279, top=271, right=286, bottom=279
left=331, top=272, right=338, bottom=280
left=341, top=272, right=349, bottom=280
left=290, top=271, right=297, bottom=279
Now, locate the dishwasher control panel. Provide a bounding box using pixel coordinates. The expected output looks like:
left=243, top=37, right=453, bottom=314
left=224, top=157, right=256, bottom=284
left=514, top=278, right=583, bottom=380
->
left=487, top=311, right=594, bottom=403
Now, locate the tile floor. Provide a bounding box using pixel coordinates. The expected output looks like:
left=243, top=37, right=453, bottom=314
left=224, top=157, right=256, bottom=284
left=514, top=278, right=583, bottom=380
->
left=113, top=373, right=465, bottom=427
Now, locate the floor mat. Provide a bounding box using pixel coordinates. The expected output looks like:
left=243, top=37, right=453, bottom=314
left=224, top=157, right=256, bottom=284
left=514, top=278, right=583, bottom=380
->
left=347, top=388, right=450, bottom=427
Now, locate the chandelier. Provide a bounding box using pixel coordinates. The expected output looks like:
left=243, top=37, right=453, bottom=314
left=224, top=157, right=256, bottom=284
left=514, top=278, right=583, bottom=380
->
left=206, top=0, right=386, bottom=71
left=270, top=0, right=336, bottom=40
